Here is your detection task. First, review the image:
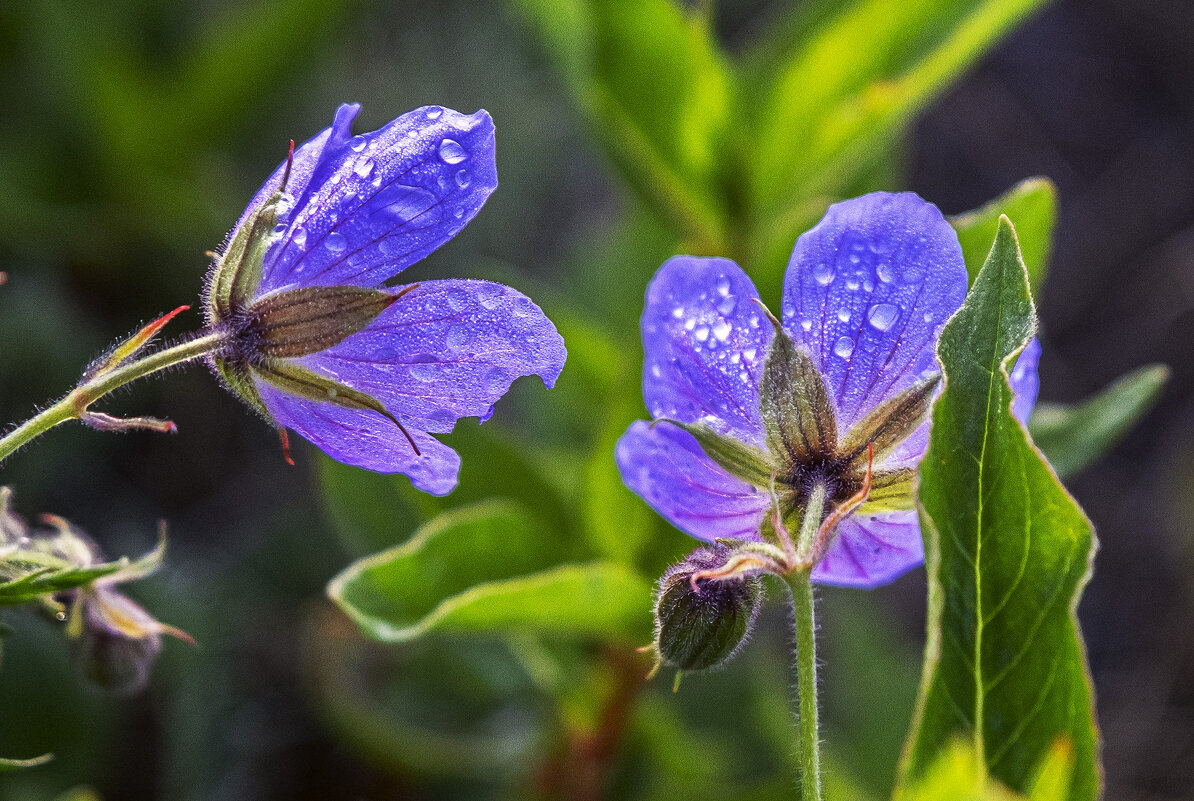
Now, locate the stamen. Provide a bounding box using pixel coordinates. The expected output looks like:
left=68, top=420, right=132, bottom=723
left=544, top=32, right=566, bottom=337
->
left=278, top=428, right=296, bottom=466
left=811, top=442, right=874, bottom=563
left=281, top=139, right=295, bottom=188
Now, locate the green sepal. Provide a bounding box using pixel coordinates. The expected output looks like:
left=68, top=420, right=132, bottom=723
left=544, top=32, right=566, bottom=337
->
left=206, top=179, right=290, bottom=322
left=255, top=358, right=402, bottom=430
left=212, top=357, right=269, bottom=419
left=653, top=419, right=774, bottom=489
left=759, top=316, right=837, bottom=464
left=247, top=285, right=400, bottom=359
left=856, top=468, right=916, bottom=514
left=838, top=373, right=940, bottom=469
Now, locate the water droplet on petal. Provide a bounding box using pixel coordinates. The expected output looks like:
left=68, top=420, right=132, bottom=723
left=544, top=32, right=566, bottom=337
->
left=671, top=307, right=684, bottom=319
left=455, top=169, right=470, bottom=189
left=453, top=206, right=465, bottom=219
left=694, top=325, right=710, bottom=342
left=485, top=367, right=510, bottom=393
left=813, top=263, right=835, bottom=285
left=712, top=320, right=732, bottom=341
left=717, top=296, right=736, bottom=315
left=837, top=308, right=851, bottom=322
left=923, top=311, right=935, bottom=323
left=353, top=158, right=374, bottom=179
left=446, top=326, right=468, bottom=350
left=325, top=231, right=347, bottom=252
left=651, top=363, right=662, bottom=378
left=439, top=138, right=467, bottom=164
left=477, top=284, right=504, bottom=310
left=877, top=263, right=893, bottom=283
left=446, top=287, right=469, bottom=312
left=716, top=276, right=731, bottom=296
left=426, top=107, right=443, bottom=119
left=800, top=319, right=812, bottom=332
left=743, top=347, right=757, bottom=362
left=833, top=336, right=855, bottom=358
left=684, top=318, right=696, bottom=332
left=863, top=279, right=874, bottom=292
left=292, top=227, right=308, bottom=248
left=867, top=302, right=898, bottom=332
left=349, top=136, right=367, bottom=152
left=410, top=360, right=439, bottom=382
left=846, top=278, right=860, bottom=290
left=273, top=222, right=288, bottom=235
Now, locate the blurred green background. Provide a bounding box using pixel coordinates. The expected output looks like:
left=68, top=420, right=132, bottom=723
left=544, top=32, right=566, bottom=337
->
left=0, top=0, right=1190, bottom=799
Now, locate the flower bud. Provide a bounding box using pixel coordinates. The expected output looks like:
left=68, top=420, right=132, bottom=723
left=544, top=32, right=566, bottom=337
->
left=653, top=545, right=764, bottom=673
left=69, top=588, right=163, bottom=694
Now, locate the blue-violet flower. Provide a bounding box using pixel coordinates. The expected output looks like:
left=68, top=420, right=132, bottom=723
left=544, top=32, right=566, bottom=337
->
left=616, top=192, right=1040, bottom=587
left=205, top=104, right=566, bottom=495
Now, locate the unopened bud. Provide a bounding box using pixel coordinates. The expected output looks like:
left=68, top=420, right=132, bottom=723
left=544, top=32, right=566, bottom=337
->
left=653, top=545, right=764, bottom=673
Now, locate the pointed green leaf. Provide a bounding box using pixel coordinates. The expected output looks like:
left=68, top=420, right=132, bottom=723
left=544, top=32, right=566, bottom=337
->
left=751, top=0, right=1049, bottom=215
left=329, top=500, right=652, bottom=643
left=952, top=177, right=1057, bottom=293
left=510, top=0, right=732, bottom=251
left=760, top=325, right=837, bottom=464
left=1030, top=364, right=1169, bottom=478
left=0, top=753, right=53, bottom=772
left=900, top=218, right=1100, bottom=800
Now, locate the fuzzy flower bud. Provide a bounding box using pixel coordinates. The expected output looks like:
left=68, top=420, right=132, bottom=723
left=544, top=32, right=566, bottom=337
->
left=652, top=544, right=764, bottom=675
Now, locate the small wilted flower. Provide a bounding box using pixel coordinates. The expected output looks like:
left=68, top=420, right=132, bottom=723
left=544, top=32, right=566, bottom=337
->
left=205, top=103, right=566, bottom=495
left=0, top=489, right=189, bottom=694
left=617, top=193, right=1041, bottom=587
left=650, top=544, right=764, bottom=679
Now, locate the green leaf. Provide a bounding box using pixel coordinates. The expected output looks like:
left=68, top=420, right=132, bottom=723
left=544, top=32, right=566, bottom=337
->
left=511, top=0, right=732, bottom=251
left=900, top=218, right=1100, bottom=800
left=952, top=177, right=1058, bottom=293
left=329, top=500, right=653, bottom=643
left=0, top=563, right=121, bottom=606
left=582, top=401, right=657, bottom=563
left=1030, top=365, right=1169, bottom=479
left=751, top=0, right=1050, bottom=215
left=0, top=753, right=53, bottom=772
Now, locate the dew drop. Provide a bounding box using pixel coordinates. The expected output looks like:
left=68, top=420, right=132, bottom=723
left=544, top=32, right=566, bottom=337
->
left=694, top=325, right=710, bottom=342
left=455, top=169, right=470, bottom=189
left=439, top=138, right=467, bottom=164
left=923, top=311, right=935, bottom=323
left=846, top=278, right=860, bottom=290
left=426, top=107, right=443, bottom=119
left=863, top=279, right=874, bottom=292
left=712, top=320, right=732, bottom=341
left=813, top=263, right=835, bottom=285
left=349, top=135, right=367, bottom=152
left=684, top=318, right=696, bottom=332
left=292, top=227, right=308, bottom=248
left=446, top=287, right=469, bottom=312
left=867, top=302, right=898, bottom=332
left=453, top=207, right=465, bottom=219
left=800, top=319, right=812, bottom=332
left=446, top=326, right=468, bottom=350
left=407, top=129, right=418, bottom=139
left=849, top=254, right=861, bottom=264
left=671, top=306, right=684, bottom=319
left=325, top=231, right=347, bottom=252
left=833, top=336, right=855, bottom=358
left=717, top=296, right=736, bottom=315
left=477, top=284, right=504, bottom=310
left=650, top=363, right=662, bottom=379
left=410, top=361, right=439, bottom=382
left=353, top=158, right=374, bottom=179
left=716, top=276, right=731, bottom=296
left=743, top=347, right=758, bottom=362
left=877, top=262, right=894, bottom=283
left=273, top=222, right=288, bottom=235
left=485, top=367, right=510, bottom=393
left=837, top=308, right=851, bottom=323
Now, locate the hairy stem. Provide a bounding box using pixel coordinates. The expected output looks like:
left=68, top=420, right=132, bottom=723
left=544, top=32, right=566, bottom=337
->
left=787, top=485, right=827, bottom=801
left=0, top=331, right=225, bottom=464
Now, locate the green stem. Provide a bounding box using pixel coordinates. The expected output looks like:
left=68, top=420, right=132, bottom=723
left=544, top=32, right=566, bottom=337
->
left=787, top=484, right=828, bottom=801
left=0, top=331, right=224, bottom=465
left=787, top=569, right=822, bottom=801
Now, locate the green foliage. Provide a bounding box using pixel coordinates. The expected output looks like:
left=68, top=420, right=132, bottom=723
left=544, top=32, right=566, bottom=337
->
left=952, top=177, right=1057, bottom=292
left=0, top=564, right=121, bottom=606
left=895, top=738, right=1074, bottom=800
left=1031, top=365, right=1169, bottom=478
left=328, top=499, right=653, bottom=643
left=901, top=219, right=1099, bottom=800
left=512, top=0, right=1051, bottom=280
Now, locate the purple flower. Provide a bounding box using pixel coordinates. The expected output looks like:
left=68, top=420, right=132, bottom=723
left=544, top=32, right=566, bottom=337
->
left=616, top=192, right=1040, bottom=588
left=205, top=104, right=566, bottom=495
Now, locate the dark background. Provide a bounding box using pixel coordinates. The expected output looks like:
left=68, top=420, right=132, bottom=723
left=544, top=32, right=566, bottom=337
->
left=0, top=0, right=1190, bottom=798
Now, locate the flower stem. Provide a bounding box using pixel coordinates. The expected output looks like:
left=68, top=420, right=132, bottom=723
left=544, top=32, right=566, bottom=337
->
left=0, top=331, right=225, bottom=465
left=786, top=484, right=827, bottom=801
left=786, top=569, right=822, bottom=801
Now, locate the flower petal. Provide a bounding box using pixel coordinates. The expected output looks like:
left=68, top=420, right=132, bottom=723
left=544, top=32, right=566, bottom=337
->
left=1010, top=336, right=1042, bottom=424
left=256, top=381, right=461, bottom=495
left=290, top=279, right=565, bottom=434
left=812, top=510, right=923, bottom=588
left=642, top=256, right=773, bottom=446
left=254, top=104, right=498, bottom=294
left=782, top=192, right=967, bottom=430
left=616, top=421, right=768, bottom=542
